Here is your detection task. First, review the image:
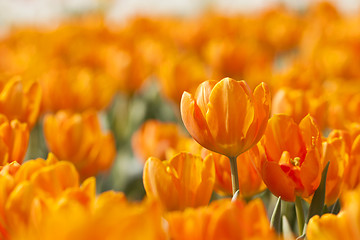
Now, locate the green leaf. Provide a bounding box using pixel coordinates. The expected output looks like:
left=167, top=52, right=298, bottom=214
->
left=307, top=161, right=330, bottom=222
left=299, top=160, right=330, bottom=238
left=270, top=197, right=282, bottom=234
left=330, top=199, right=341, bottom=214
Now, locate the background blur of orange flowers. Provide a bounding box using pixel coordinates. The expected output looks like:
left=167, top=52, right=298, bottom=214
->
left=1, top=0, right=360, bottom=239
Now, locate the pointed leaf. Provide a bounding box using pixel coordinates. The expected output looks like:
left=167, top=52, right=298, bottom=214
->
left=270, top=197, right=282, bottom=234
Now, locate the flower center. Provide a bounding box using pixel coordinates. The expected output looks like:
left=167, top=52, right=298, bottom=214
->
left=290, top=157, right=301, bottom=167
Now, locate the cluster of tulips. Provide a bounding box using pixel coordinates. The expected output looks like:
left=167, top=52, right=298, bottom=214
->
left=1, top=1, right=360, bottom=239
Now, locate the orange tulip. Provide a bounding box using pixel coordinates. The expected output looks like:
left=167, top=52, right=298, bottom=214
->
left=344, top=134, right=360, bottom=190
left=307, top=187, right=360, bottom=240
left=131, top=120, right=186, bottom=163
left=43, top=110, right=116, bottom=179
left=322, top=130, right=349, bottom=205
left=14, top=194, right=166, bottom=240
left=181, top=77, right=270, bottom=158
left=0, top=77, right=41, bottom=128
left=0, top=114, right=29, bottom=166
left=167, top=198, right=276, bottom=240
left=271, top=87, right=328, bottom=130
left=0, top=153, right=82, bottom=239
left=259, top=114, right=323, bottom=201
left=143, top=152, right=214, bottom=211
left=156, top=52, right=209, bottom=104
left=202, top=145, right=266, bottom=198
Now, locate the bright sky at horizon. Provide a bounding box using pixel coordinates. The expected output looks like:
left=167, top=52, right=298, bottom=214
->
left=0, top=0, right=359, bottom=27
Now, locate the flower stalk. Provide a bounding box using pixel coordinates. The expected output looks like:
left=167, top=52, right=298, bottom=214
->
left=295, top=196, right=305, bottom=235
left=229, top=156, right=240, bottom=196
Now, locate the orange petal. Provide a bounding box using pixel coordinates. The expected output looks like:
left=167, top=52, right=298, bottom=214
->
left=261, top=160, right=296, bottom=201
left=263, top=115, right=306, bottom=162
left=181, top=91, right=217, bottom=152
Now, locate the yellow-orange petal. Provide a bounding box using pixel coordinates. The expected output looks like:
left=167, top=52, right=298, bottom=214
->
left=206, top=78, right=254, bottom=157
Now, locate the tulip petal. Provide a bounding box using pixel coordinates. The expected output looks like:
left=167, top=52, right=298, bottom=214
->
left=181, top=91, right=217, bottom=152
left=263, top=115, right=306, bottom=162
left=143, top=157, right=179, bottom=211
left=194, top=80, right=218, bottom=117
left=300, top=148, right=322, bottom=198
left=299, top=114, right=322, bottom=151
left=206, top=78, right=254, bottom=156
left=249, top=82, right=271, bottom=145
left=261, top=160, right=296, bottom=201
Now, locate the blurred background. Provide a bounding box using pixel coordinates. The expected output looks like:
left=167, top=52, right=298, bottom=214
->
left=0, top=0, right=359, bottom=28
left=1, top=0, right=360, bottom=203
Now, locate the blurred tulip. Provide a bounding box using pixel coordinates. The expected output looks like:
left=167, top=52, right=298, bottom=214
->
left=259, top=114, right=323, bottom=201
left=257, top=7, right=302, bottom=52
left=15, top=195, right=166, bottom=240
left=344, top=134, right=360, bottom=190
left=167, top=198, right=276, bottom=240
left=181, top=78, right=270, bottom=158
left=0, top=77, right=41, bottom=128
left=272, top=88, right=309, bottom=124
left=322, top=130, right=349, bottom=205
left=40, top=67, right=117, bottom=113
left=131, top=120, right=186, bottom=163
left=202, top=145, right=266, bottom=198
left=143, top=152, right=214, bottom=211
left=157, top=53, right=209, bottom=104
left=272, top=87, right=328, bottom=129
left=43, top=110, right=116, bottom=179
left=307, top=187, right=360, bottom=240
left=0, top=153, right=82, bottom=239
left=0, top=114, right=29, bottom=166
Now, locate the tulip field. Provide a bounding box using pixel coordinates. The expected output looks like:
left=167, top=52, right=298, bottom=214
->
left=1, top=1, right=360, bottom=239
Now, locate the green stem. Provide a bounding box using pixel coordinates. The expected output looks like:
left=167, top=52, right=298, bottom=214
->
left=229, top=156, right=239, bottom=196
left=295, top=196, right=305, bottom=235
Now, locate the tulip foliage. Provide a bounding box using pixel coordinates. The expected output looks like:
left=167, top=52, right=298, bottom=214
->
left=1, top=1, right=360, bottom=239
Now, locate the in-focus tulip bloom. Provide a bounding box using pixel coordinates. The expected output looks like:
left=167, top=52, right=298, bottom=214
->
left=202, top=145, right=266, bottom=198
left=0, top=114, right=29, bottom=166
left=43, top=110, right=116, bottom=179
left=167, top=198, right=276, bottom=240
left=181, top=77, right=270, bottom=158
left=259, top=114, right=323, bottom=201
left=0, top=77, right=41, bottom=129
left=143, top=152, right=215, bottom=211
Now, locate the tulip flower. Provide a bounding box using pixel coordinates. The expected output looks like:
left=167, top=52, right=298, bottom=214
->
left=43, top=110, right=116, bottom=179
left=156, top=53, right=208, bottom=104
left=181, top=77, right=270, bottom=159
left=181, top=78, right=270, bottom=195
left=167, top=198, right=276, bottom=240
left=0, top=114, right=29, bottom=166
left=0, top=77, right=41, bottom=129
left=344, top=134, right=360, bottom=190
left=143, top=152, right=215, bottom=211
left=259, top=114, right=323, bottom=202
left=307, top=187, right=360, bottom=240
left=202, top=145, right=266, bottom=198
left=131, top=120, right=186, bottom=163
left=322, top=130, right=349, bottom=205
